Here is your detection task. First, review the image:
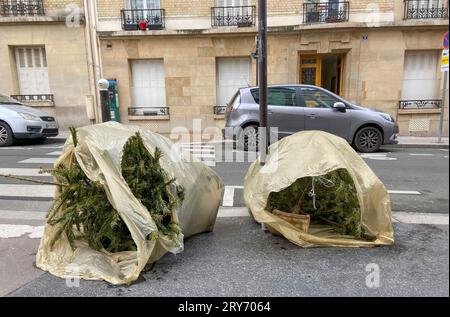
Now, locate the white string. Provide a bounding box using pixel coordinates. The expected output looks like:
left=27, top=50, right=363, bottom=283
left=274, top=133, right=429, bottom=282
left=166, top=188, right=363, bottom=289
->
left=308, top=176, right=335, bottom=210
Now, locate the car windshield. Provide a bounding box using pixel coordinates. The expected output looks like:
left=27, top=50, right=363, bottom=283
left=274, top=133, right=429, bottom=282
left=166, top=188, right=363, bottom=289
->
left=0, top=94, right=22, bottom=105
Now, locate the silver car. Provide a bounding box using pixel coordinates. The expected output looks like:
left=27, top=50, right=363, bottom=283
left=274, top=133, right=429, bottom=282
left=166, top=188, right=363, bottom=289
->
left=224, top=84, right=399, bottom=153
left=0, top=94, right=59, bottom=147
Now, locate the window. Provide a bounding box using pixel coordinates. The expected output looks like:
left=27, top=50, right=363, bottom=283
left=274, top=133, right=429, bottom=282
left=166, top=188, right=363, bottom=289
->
left=216, top=57, right=250, bottom=107
left=251, top=87, right=298, bottom=107
left=127, top=0, right=160, bottom=10
left=402, top=51, right=440, bottom=106
left=215, top=0, right=252, bottom=7
left=131, top=60, right=166, bottom=108
left=15, top=47, right=50, bottom=95
left=301, top=87, right=339, bottom=108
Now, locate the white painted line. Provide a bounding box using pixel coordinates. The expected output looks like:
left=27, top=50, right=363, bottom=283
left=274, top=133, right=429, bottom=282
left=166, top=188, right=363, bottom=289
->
left=184, top=148, right=215, bottom=153
left=388, top=190, right=422, bottom=195
left=216, top=207, right=449, bottom=226
left=0, top=224, right=44, bottom=239
left=0, top=147, right=32, bottom=150
left=409, top=154, right=434, bottom=157
left=192, top=153, right=216, bottom=159
left=218, top=207, right=250, bottom=218
left=46, top=151, right=62, bottom=156
left=40, top=145, right=64, bottom=149
left=0, top=210, right=45, bottom=221
left=393, top=212, right=449, bottom=225
left=18, top=157, right=56, bottom=164
left=0, top=184, right=55, bottom=198
left=222, top=187, right=235, bottom=207
left=0, top=168, right=51, bottom=177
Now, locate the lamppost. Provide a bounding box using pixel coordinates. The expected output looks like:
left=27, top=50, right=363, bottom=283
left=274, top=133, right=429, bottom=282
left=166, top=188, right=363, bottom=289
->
left=98, top=79, right=111, bottom=123
left=258, top=0, right=268, bottom=166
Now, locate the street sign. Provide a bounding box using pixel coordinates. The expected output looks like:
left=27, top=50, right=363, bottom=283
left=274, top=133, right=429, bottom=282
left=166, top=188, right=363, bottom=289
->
left=443, top=31, right=449, bottom=49
left=442, top=49, right=449, bottom=72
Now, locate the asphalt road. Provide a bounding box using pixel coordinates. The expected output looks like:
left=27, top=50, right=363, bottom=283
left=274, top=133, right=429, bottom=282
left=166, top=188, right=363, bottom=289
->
left=0, top=139, right=448, bottom=297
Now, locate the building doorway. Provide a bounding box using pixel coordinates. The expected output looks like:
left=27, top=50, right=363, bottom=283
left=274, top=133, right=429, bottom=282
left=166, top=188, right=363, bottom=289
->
left=299, top=53, right=345, bottom=96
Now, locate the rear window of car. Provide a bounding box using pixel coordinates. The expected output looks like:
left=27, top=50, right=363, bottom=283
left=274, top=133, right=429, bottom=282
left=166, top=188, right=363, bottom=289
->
left=251, top=87, right=297, bottom=107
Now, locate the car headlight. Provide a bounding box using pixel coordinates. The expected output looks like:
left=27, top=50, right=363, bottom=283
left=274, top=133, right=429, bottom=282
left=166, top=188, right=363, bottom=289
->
left=18, top=112, right=41, bottom=122
left=379, top=113, right=394, bottom=122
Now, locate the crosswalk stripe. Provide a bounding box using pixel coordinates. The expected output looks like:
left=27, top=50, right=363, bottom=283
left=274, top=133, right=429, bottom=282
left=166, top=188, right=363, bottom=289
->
left=0, top=224, right=44, bottom=239
left=19, top=157, right=56, bottom=164
left=46, top=151, right=62, bottom=156
left=388, top=190, right=421, bottom=195
left=0, top=184, right=55, bottom=198
left=0, top=210, right=46, bottom=220
left=0, top=168, right=52, bottom=177
left=409, top=154, right=433, bottom=157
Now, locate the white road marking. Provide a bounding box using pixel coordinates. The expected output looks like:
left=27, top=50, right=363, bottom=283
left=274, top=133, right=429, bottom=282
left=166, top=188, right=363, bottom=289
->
left=18, top=157, right=56, bottom=164
left=0, top=147, right=32, bottom=150
left=40, top=145, right=64, bottom=149
left=0, top=184, right=55, bottom=198
left=0, top=210, right=45, bottom=220
left=392, top=212, right=449, bottom=225
left=217, top=207, right=449, bottom=225
left=388, top=190, right=422, bottom=195
left=409, top=154, right=434, bottom=157
left=46, top=151, right=62, bottom=156
left=0, top=224, right=44, bottom=239
left=218, top=207, right=250, bottom=218
left=222, top=186, right=245, bottom=207
left=0, top=168, right=51, bottom=177
left=360, top=153, right=397, bottom=161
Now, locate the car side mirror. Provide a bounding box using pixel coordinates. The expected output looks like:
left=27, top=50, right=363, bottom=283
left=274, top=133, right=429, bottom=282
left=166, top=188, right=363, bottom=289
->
left=333, top=102, right=347, bottom=112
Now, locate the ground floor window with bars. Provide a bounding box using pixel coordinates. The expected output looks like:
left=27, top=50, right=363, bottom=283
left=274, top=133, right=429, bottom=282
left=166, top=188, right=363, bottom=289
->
left=15, top=47, right=51, bottom=97
left=401, top=50, right=441, bottom=110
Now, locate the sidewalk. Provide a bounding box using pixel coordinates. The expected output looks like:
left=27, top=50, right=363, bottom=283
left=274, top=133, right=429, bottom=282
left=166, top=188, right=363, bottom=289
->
left=54, top=131, right=449, bottom=149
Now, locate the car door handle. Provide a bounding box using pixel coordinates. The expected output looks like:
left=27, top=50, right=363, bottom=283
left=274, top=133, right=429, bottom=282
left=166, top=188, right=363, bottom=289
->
left=307, top=114, right=317, bottom=119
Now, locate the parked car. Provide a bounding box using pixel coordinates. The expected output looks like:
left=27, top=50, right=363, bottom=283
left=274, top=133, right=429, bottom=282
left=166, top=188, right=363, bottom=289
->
left=224, top=85, right=399, bottom=153
left=0, top=94, right=59, bottom=147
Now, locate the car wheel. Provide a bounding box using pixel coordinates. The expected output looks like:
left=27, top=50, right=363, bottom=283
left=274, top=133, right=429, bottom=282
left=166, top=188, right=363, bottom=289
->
left=0, top=122, right=14, bottom=147
left=354, top=127, right=382, bottom=153
left=237, top=125, right=259, bottom=151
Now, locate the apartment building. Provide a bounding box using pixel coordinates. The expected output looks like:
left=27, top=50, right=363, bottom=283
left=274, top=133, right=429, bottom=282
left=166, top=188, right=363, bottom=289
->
left=1, top=1, right=448, bottom=136
left=0, top=0, right=94, bottom=129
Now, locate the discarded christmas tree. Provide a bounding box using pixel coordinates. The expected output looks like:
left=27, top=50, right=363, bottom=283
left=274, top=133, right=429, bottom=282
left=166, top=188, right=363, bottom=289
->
left=45, top=128, right=184, bottom=253
left=266, top=169, right=364, bottom=238
left=120, top=132, right=184, bottom=242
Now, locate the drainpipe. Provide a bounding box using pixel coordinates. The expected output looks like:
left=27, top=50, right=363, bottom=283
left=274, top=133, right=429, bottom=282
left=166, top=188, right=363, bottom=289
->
left=83, top=0, right=102, bottom=123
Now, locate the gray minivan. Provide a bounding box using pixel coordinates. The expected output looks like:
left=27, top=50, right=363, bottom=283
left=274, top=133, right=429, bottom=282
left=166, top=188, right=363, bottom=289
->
left=224, top=85, right=399, bottom=153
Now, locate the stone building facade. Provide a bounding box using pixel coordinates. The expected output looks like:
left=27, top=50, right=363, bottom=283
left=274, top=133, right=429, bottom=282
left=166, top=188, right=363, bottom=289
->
left=0, top=0, right=93, bottom=129
left=1, top=1, right=449, bottom=137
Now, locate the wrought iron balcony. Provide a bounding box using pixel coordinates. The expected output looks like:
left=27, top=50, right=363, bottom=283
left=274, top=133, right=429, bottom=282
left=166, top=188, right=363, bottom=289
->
left=399, top=99, right=442, bottom=109
left=404, top=0, right=449, bottom=19
left=303, top=1, right=349, bottom=24
left=11, top=94, right=53, bottom=102
left=214, top=106, right=227, bottom=115
left=0, top=0, right=44, bottom=17
left=128, top=107, right=170, bottom=117
left=121, top=9, right=165, bottom=30
left=211, top=6, right=256, bottom=27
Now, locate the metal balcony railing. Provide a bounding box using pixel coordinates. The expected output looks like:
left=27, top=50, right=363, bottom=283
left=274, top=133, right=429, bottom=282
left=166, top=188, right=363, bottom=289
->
left=128, top=107, right=170, bottom=117
left=0, top=0, right=44, bottom=17
left=404, top=0, right=449, bottom=19
left=303, top=1, right=349, bottom=24
left=11, top=94, right=54, bottom=102
left=121, top=9, right=165, bottom=30
left=399, top=99, right=442, bottom=109
left=214, top=106, right=227, bottom=115
left=211, top=5, right=256, bottom=27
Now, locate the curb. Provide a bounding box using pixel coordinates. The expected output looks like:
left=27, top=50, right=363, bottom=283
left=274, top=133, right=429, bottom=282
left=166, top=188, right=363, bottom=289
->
left=384, top=144, right=449, bottom=150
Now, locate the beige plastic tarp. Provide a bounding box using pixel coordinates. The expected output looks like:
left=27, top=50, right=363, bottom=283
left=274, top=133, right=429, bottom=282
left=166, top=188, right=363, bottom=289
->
left=244, top=131, right=394, bottom=248
left=37, top=122, right=224, bottom=285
